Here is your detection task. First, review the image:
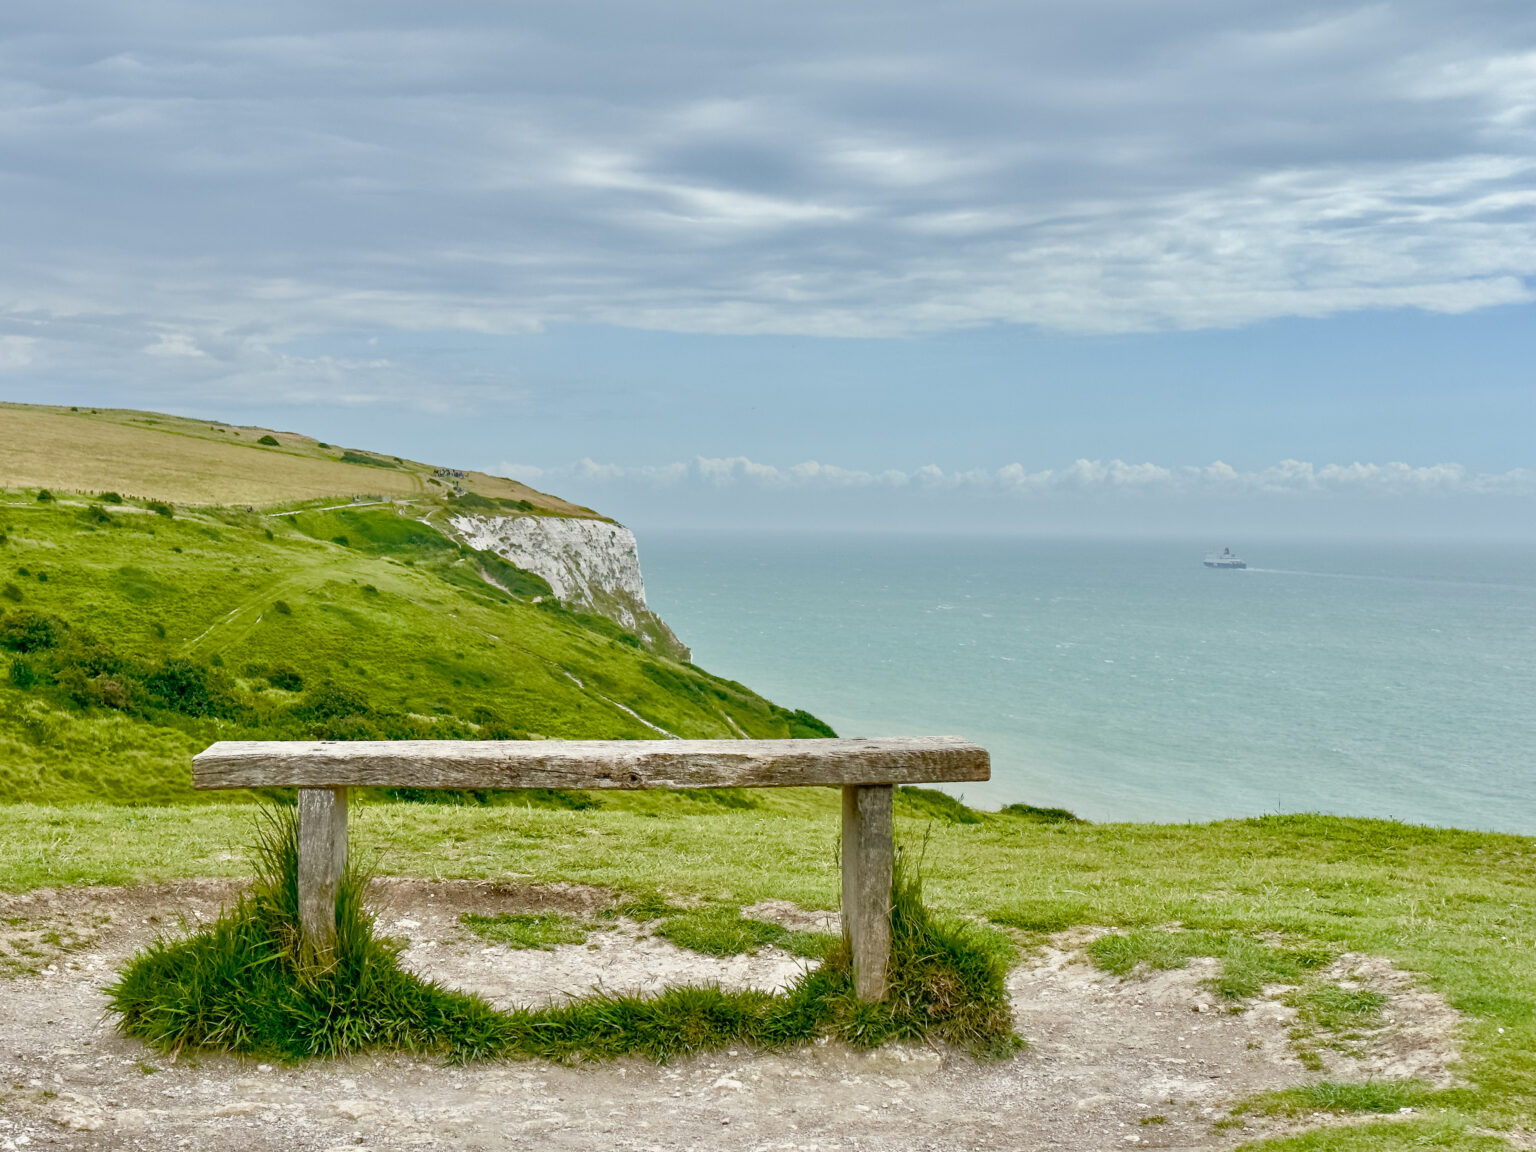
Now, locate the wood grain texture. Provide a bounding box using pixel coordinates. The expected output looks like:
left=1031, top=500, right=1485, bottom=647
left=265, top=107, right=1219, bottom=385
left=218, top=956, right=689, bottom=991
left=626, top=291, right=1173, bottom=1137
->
left=842, top=784, right=894, bottom=1002
left=297, top=787, right=347, bottom=953
left=192, top=737, right=989, bottom=790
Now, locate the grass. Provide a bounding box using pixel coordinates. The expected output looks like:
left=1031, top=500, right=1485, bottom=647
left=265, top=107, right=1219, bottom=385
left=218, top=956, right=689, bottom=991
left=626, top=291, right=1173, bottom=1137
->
left=1086, top=927, right=1331, bottom=999
left=1236, top=1079, right=1438, bottom=1117
left=460, top=912, right=589, bottom=950
left=106, top=808, right=1019, bottom=1063
left=1293, top=985, right=1389, bottom=1031
left=653, top=904, right=837, bottom=960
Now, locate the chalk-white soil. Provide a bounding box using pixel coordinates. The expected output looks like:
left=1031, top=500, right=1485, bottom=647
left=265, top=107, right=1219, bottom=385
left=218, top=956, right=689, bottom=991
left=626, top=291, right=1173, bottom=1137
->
left=0, top=881, right=1462, bottom=1151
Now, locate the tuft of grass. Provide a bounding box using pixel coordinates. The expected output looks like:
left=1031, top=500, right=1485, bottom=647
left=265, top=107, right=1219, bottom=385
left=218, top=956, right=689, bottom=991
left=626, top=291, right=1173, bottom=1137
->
left=610, top=891, right=685, bottom=922
left=460, top=912, right=588, bottom=950
left=897, top=786, right=985, bottom=825
left=657, top=905, right=836, bottom=960
left=1234, top=1079, right=1438, bottom=1117
left=106, top=805, right=512, bottom=1060
left=1087, top=928, right=1330, bottom=999
left=1293, top=984, right=1388, bottom=1031
left=1230, top=1115, right=1506, bottom=1151
left=990, top=898, right=1092, bottom=934
left=106, top=811, right=1019, bottom=1063
left=999, top=802, right=1085, bottom=824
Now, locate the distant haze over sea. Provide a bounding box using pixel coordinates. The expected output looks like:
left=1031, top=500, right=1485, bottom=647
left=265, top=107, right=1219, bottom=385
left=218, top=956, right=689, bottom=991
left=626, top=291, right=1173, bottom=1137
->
left=642, top=533, right=1536, bottom=834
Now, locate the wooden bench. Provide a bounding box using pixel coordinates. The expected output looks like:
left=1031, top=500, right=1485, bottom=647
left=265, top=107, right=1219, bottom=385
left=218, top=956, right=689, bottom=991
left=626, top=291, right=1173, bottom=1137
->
left=192, top=736, right=989, bottom=1001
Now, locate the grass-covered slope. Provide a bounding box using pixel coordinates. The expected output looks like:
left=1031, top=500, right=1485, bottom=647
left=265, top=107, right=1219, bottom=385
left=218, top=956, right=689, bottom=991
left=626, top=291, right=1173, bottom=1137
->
left=0, top=402, right=591, bottom=514
left=0, top=493, right=831, bottom=804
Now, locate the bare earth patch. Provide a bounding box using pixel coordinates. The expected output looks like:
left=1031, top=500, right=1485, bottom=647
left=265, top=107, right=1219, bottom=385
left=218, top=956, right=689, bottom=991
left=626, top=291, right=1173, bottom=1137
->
left=0, top=883, right=1463, bottom=1151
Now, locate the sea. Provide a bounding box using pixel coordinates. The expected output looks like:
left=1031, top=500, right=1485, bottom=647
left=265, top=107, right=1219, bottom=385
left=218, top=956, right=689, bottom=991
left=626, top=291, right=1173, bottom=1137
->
left=639, top=533, right=1536, bottom=834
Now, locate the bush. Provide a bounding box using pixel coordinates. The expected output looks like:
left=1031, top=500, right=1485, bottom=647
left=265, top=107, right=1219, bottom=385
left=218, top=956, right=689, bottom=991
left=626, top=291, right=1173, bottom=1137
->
left=8, top=657, right=39, bottom=689
left=265, top=666, right=304, bottom=692
left=36, top=489, right=53, bottom=502
left=102, top=492, right=123, bottom=504
left=0, top=610, right=60, bottom=652
left=298, top=681, right=372, bottom=720
left=141, top=659, right=233, bottom=718
left=272, top=600, right=292, bottom=616
left=147, top=502, right=174, bottom=519
left=339, top=450, right=397, bottom=469
left=1, top=584, right=22, bottom=603
left=257, top=434, right=279, bottom=446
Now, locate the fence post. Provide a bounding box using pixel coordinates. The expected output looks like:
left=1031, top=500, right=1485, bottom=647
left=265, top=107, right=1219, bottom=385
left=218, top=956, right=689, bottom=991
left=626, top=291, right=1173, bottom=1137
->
left=297, top=787, right=348, bottom=953
left=841, top=783, right=893, bottom=1001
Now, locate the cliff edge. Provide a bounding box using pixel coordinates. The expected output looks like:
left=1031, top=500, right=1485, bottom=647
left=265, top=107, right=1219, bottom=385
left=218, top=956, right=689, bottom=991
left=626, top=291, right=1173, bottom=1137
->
left=448, top=513, right=690, bottom=662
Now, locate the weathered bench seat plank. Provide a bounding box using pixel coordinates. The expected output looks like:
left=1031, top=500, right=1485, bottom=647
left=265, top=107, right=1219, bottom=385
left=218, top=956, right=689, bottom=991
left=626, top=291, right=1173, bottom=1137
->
left=193, top=736, right=989, bottom=791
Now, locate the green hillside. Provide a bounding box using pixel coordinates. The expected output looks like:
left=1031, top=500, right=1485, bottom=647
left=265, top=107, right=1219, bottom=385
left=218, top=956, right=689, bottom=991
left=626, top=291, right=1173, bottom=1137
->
left=0, top=489, right=830, bottom=806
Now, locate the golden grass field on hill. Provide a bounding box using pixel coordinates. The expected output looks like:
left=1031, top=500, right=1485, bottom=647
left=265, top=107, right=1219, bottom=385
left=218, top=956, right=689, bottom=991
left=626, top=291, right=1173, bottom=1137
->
left=0, top=403, right=589, bottom=513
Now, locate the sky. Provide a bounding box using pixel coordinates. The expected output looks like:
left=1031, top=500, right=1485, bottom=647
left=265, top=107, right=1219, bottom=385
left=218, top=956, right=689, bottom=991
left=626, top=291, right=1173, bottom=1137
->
left=1, top=1, right=1533, bottom=536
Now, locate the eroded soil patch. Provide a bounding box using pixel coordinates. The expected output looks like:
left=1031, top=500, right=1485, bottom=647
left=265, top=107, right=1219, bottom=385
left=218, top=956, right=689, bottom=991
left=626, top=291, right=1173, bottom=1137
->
left=0, top=882, right=1464, bottom=1151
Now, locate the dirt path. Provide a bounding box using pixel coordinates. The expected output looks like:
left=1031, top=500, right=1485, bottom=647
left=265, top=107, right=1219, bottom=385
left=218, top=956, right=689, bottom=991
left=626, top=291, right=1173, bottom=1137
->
left=0, top=881, right=1462, bottom=1151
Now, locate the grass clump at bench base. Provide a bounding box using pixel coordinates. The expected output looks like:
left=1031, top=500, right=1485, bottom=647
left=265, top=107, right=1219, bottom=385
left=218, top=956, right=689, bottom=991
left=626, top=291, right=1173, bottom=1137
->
left=106, top=809, right=1019, bottom=1063
left=106, top=807, right=511, bottom=1060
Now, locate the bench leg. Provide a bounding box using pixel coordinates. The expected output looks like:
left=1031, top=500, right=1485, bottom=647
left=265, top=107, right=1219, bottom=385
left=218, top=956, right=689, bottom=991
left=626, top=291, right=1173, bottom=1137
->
left=841, top=783, right=893, bottom=1001
left=297, top=787, right=348, bottom=954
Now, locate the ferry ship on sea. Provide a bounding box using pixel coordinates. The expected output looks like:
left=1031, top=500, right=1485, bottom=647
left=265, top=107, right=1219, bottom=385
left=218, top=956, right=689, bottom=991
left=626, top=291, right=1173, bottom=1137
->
left=1204, top=547, right=1247, bottom=569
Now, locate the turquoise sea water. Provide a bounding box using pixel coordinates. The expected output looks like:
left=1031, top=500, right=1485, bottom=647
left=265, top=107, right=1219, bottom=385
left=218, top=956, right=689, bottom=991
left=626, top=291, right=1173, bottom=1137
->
left=640, top=533, right=1536, bottom=833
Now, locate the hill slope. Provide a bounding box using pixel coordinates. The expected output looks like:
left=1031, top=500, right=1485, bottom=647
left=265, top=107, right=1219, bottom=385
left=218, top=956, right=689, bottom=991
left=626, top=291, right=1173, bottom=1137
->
left=0, top=410, right=831, bottom=804
left=0, top=403, right=590, bottom=513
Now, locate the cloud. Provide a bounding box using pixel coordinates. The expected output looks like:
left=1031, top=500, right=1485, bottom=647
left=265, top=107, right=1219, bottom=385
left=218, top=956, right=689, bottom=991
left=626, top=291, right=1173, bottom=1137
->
left=0, top=336, right=35, bottom=370
left=143, top=332, right=205, bottom=357
left=0, top=0, right=1534, bottom=382
left=503, top=455, right=1536, bottom=499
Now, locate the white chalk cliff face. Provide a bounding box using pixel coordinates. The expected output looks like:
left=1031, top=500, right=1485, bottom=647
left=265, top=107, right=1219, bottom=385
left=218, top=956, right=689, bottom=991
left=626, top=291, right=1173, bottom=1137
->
left=448, top=514, right=688, bottom=660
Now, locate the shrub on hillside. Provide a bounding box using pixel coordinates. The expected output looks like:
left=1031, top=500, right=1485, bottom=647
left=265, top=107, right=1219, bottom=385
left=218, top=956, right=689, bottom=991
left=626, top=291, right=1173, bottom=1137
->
left=0, top=610, right=60, bottom=653
left=257, top=434, right=279, bottom=446
left=36, top=489, right=53, bottom=502
left=298, top=680, right=373, bottom=721
left=265, top=666, right=304, bottom=692
left=147, top=501, right=174, bottom=519
left=141, top=659, right=236, bottom=718
left=0, top=584, right=19, bottom=603
left=102, top=492, right=123, bottom=504
left=8, top=657, right=40, bottom=689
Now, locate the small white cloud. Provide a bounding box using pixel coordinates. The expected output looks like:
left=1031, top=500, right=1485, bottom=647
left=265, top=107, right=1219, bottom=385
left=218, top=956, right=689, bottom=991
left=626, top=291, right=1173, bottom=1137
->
left=494, top=462, right=545, bottom=482
left=143, top=332, right=206, bottom=358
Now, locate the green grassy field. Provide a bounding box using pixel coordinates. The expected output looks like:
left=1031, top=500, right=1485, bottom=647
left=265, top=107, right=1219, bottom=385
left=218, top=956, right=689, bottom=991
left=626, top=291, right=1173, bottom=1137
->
left=3, top=798, right=1534, bottom=1149
left=0, top=493, right=827, bottom=803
